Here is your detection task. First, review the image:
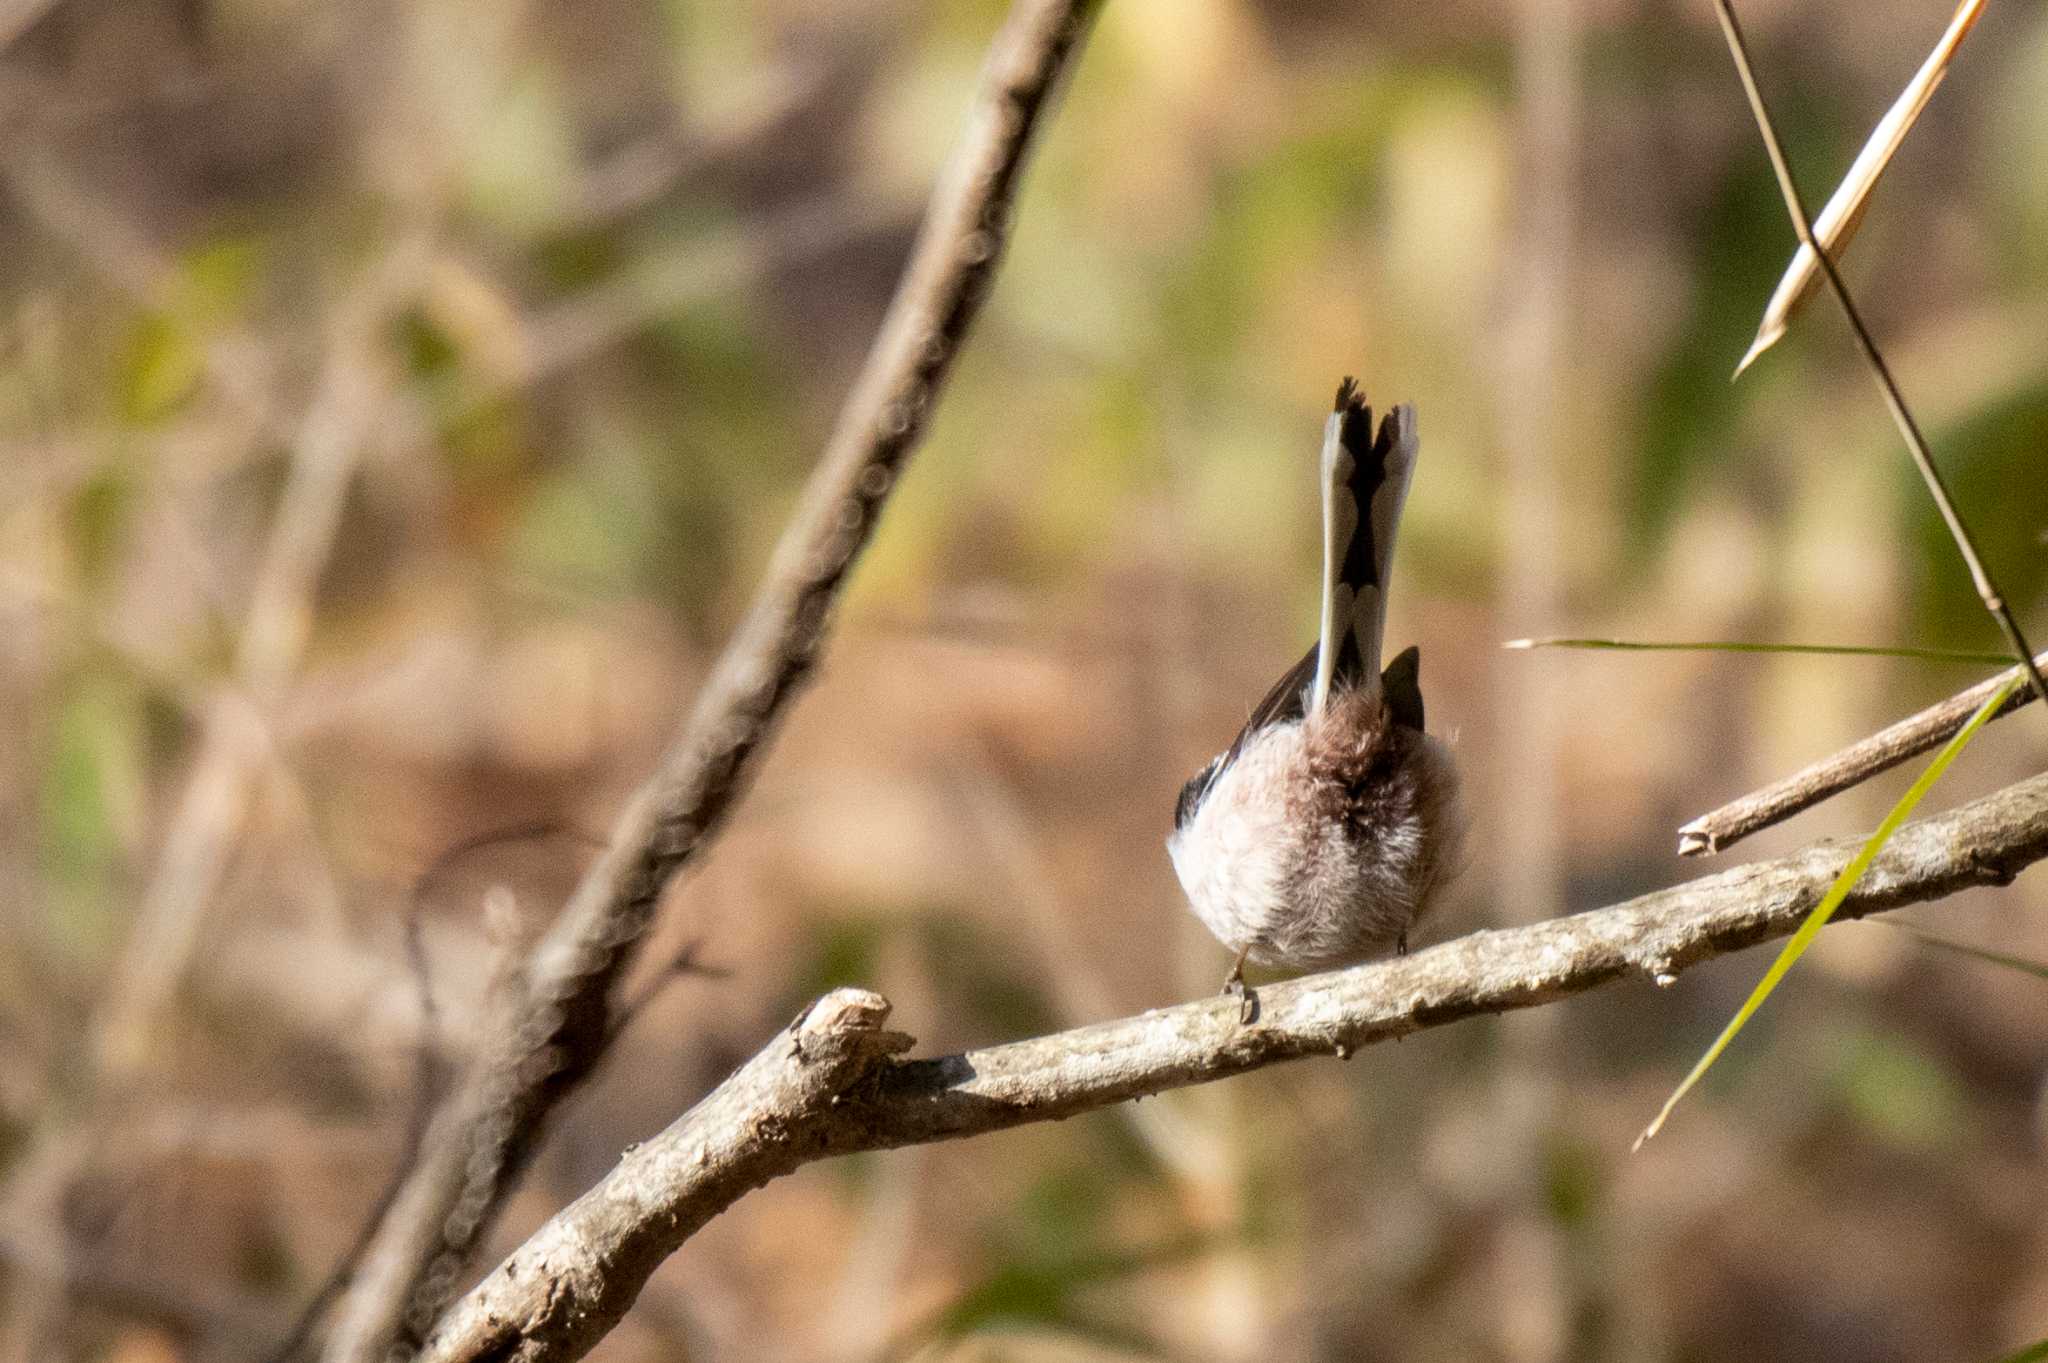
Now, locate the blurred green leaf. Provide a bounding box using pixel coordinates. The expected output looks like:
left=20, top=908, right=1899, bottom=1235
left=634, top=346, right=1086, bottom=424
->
left=465, top=70, right=578, bottom=232
left=440, top=400, right=532, bottom=493
left=398, top=299, right=536, bottom=489
left=534, top=228, right=626, bottom=292
left=64, top=462, right=136, bottom=592
left=395, top=304, right=463, bottom=382
left=640, top=300, right=801, bottom=617
left=1158, top=107, right=1392, bottom=381
left=1544, top=1136, right=1604, bottom=1228
left=180, top=235, right=263, bottom=323
left=1984, top=17, right=2048, bottom=283
left=117, top=313, right=204, bottom=425
left=509, top=466, right=659, bottom=596
left=1910, top=382, right=2048, bottom=650
left=923, top=1230, right=1213, bottom=1356
left=37, top=672, right=145, bottom=946
left=113, top=232, right=261, bottom=426
left=1629, top=71, right=1845, bottom=555
left=915, top=915, right=1060, bottom=1041
left=790, top=917, right=889, bottom=1002
left=1829, top=1027, right=1966, bottom=1151
left=1992, top=1340, right=2048, bottom=1363
left=649, top=299, right=791, bottom=446
left=1012, top=1164, right=1116, bottom=1255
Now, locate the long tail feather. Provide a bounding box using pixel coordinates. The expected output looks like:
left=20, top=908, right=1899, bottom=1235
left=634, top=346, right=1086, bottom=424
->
left=1312, top=378, right=1418, bottom=712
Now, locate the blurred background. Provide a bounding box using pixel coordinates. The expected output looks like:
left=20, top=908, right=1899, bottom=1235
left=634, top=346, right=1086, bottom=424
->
left=3, top=0, right=2047, bottom=1359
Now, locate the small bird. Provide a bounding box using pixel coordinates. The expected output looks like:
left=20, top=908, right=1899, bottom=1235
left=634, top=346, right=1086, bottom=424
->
left=1168, top=378, right=1463, bottom=1013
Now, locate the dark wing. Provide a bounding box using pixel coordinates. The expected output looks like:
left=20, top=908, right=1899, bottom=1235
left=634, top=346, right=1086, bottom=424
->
left=1380, top=644, right=1425, bottom=732
left=1235, top=642, right=1319, bottom=755
left=1175, top=644, right=1318, bottom=831
left=1173, top=756, right=1220, bottom=831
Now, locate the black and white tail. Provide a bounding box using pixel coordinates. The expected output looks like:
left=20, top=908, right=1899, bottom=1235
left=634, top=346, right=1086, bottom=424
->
left=1311, top=378, right=1418, bottom=715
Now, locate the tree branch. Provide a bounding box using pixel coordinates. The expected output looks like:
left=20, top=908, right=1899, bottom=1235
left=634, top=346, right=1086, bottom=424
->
left=422, top=771, right=2048, bottom=1363
left=317, top=3, right=1102, bottom=1358
left=1677, top=647, right=2048, bottom=855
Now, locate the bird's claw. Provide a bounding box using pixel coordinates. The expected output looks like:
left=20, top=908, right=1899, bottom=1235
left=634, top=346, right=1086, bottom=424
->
left=1221, top=952, right=1259, bottom=1025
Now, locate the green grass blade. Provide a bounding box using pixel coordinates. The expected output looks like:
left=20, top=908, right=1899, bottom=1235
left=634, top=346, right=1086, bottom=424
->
left=1990, top=1340, right=2048, bottom=1363
left=1886, top=926, right=2048, bottom=984
left=1633, top=670, right=2027, bottom=1150
left=1503, top=637, right=2009, bottom=665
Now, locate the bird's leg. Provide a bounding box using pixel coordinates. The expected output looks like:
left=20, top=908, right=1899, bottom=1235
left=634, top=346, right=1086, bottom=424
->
left=1397, top=931, right=1408, bottom=955
left=1220, top=946, right=1258, bottom=1025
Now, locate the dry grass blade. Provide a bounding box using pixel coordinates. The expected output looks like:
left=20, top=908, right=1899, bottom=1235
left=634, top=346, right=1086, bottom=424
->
left=1711, top=0, right=2048, bottom=714
left=1734, top=0, right=1987, bottom=377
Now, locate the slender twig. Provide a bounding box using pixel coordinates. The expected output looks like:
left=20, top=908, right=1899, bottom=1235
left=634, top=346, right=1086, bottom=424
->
left=1711, top=0, right=2048, bottom=712
left=263, top=827, right=545, bottom=1363
left=606, top=939, right=728, bottom=1044
left=317, top=5, right=1102, bottom=1359
left=420, top=770, right=2048, bottom=1363
left=262, top=907, right=449, bottom=1363
left=1678, top=646, right=2048, bottom=855
left=1506, top=637, right=2010, bottom=664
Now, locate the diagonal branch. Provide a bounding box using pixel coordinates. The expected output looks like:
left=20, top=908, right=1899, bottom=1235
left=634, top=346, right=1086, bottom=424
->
left=1679, top=646, right=2048, bottom=855
left=317, top=3, right=1102, bottom=1358
left=420, top=771, right=2048, bottom=1363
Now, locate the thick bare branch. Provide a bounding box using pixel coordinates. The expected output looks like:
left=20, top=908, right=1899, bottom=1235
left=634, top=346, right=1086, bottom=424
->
left=423, top=771, right=2048, bottom=1363
left=1678, top=648, right=2048, bottom=855
left=420, top=992, right=910, bottom=1363
left=319, top=3, right=1101, bottom=1358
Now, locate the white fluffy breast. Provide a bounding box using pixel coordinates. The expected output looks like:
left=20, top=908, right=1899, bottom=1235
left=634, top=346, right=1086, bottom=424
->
left=1168, top=706, right=1456, bottom=972
left=1166, top=720, right=1308, bottom=961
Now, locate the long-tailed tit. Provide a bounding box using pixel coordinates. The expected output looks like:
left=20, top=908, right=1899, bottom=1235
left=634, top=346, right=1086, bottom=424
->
left=1168, top=378, right=1464, bottom=1011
